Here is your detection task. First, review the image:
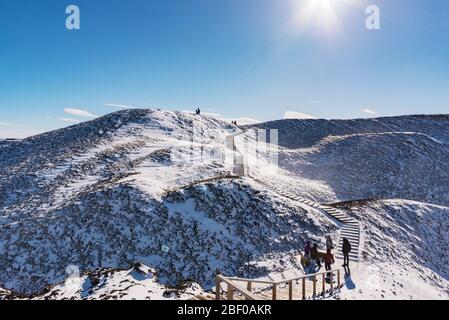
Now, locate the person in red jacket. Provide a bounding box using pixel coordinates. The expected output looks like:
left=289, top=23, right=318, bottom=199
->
left=324, top=248, right=335, bottom=272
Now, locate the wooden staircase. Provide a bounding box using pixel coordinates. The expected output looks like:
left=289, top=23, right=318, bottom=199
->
left=250, top=176, right=361, bottom=262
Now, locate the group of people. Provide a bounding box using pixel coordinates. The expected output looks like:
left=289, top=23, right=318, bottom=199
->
left=301, top=235, right=352, bottom=276
left=193, top=109, right=239, bottom=127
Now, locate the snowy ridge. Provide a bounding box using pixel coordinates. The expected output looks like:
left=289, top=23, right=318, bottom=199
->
left=0, top=109, right=336, bottom=297
left=1, top=110, right=448, bottom=299
left=276, top=131, right=449, bottom=206
left=340, top=199, right=449, bottom=299
left=248, top=114, right=449, bottom=149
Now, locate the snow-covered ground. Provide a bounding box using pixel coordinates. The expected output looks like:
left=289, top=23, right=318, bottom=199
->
left=339, top=200, right=448, bottom=300
left=1, top=110, right=448, bottom=299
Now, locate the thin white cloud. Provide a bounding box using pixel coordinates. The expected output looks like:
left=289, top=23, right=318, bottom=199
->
left=104, top=103, right=135, bottom=109
left=284, top=111, right=316, bottom=119
left=362, top=108, right=377, bottom=115
left=64, top=108, right=97, bottom=118
left=203, top=112, right=223, bottom=118
left=309, top=100, right=321, bottom=104
left=0, top=122, right=15, bottom=126
left=57, top=117, right=81, bottom=124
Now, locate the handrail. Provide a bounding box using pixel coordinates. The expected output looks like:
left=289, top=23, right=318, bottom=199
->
left=216, top=268, right=342, bottom=300
left=216, top=274, right=258, bottom=300
left=222, top=268, right=341, bottom=285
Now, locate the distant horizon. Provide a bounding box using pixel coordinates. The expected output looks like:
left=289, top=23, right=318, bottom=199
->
left=2, top=107, right=449, bottom=140
left=1, top=0, right=449, bottom=138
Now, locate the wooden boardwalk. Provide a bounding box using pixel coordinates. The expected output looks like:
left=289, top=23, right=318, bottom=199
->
left=191, top=269, right=343, bottom=301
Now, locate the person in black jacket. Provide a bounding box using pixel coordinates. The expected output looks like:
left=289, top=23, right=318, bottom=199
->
left=342, top=237, right=352, bottom=271
left=310, top=243, right=322, bottom=269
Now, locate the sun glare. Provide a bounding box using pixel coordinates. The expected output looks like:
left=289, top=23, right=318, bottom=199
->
left=289, top=0, right=355, bottom=36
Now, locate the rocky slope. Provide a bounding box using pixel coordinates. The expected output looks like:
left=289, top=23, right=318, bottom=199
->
left=339, top=199, right=449, bottom=299
left=246, top=115, right=449, bottom=206
left=1, top=110, right=448, bottom=299
left=0, top=109, right=334, bottom=296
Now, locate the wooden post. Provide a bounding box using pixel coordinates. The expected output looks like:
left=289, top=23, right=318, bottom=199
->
left=272, top=284, right=277, bottom=300
left=330, top=271, right=334, bottom=290
left=288, top=281, right=293, bottom=300
left=302, top=278, right=306, bottom=300
left=312, top=275, right=317, bottom=298
left=215, top=277, right=221, bottom=300
left=227, top=284, right=234, bottom=300
left=337, top=269, right=341, bottom=288
left=322, top=273, right=326, bottom=294
left=246, top=282, right=252, bottom=301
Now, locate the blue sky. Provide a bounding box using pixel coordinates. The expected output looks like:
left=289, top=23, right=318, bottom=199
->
left=1, top=0, right=449, bottom=137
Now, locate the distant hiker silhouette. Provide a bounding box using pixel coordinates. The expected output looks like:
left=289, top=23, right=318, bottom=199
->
left=195, top=108, right=201, bottom=115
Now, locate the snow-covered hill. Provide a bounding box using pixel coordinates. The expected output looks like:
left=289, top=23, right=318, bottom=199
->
left=251, top=115, right=449, bottom=149
left=1, top=110, right=448, bottom=299
left=339, top=199, right=449, bottom=299
left=0, top=109, right=334, bottom=297
left=248, top=116, right=449, bottom=206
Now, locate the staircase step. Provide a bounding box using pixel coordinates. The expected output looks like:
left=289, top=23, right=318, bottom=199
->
left=340, top=236, right=359, bottom=242
left=340, top=232, right=359, bottom=238
left=324, top=210, right=345, bottom=215
left=341, top=230, right=359, bottom=236
left=341, top=226, right=359, bottom=231
left=341, top=233, right=359, bottom=238
left=332, top=215, right=350, bottom=223
left=328, top=212, right=346, bottom=216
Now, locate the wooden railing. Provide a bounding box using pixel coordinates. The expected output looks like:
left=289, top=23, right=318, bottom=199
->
left=215, top=274, right=258, bottom=300
left=215, top=268, right=342, bottom=300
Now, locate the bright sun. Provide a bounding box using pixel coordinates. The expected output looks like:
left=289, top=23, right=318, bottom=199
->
left=290, top=0, right=351, bottom=35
